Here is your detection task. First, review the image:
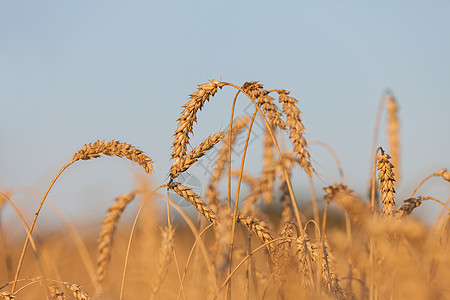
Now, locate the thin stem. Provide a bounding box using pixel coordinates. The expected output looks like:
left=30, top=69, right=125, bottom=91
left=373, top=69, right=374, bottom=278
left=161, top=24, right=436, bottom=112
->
left=369, top=147, right=381, bottom=300
left=308, top=177, right=321, bottom=239
left=420, top=197, right=450, bottom=212
left=48, top=201, right=98, bottom=293
left=369, top=92, right=388, bottom=195
left=225, top=108, right=257, bottom=299
left=309, top=140, right=346, bottom=184
left=120, top=188, right=217, bottom=300
left=0, top=208, right=13, bottom=281
left=228, top=90, right=241, bottom=213
left=321, top=201, right=331, bottom=246
left=0, top=193, right=50, bottom=299
left=215, top=237, right=295, bottom=299
left=409, top=171, right=445, bottom=198
left=370, top=147, right=382, bottom=214
left=119, top=185, right=164, bottom=300
left=222, top=83, right=306, bottom=238
left=12, top=161, right=74, bottom=292
left=177, top=223, right=214, bottom=300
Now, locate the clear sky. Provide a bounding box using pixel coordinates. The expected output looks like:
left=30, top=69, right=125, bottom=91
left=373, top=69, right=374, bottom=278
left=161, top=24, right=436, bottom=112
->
left=1, top=1, right=449, bottom=228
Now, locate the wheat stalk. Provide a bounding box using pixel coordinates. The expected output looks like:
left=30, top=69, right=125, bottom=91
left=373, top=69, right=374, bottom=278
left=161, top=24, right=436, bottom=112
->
left=96, top=192, right=136, bottom=286
left=72, top=140, right=153, bottom=175
left=260, top=127, right=276, bottom=205
left=205, top=116, right=250, bottom=212
left=169, top=182, right=219, bottom=226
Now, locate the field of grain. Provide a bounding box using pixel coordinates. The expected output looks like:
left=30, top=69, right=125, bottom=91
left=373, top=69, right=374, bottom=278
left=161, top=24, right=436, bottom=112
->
left=0, top=80, right=449, bottom=300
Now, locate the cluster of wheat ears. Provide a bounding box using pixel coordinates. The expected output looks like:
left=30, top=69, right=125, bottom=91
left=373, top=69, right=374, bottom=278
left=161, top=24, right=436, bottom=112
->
left=0, top=80, right=449, bottom=300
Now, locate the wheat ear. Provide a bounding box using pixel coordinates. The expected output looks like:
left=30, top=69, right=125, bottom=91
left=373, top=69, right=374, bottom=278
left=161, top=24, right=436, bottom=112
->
left=395, top=197, right=423, bottom=218
left=96, top=192, right=136, bottom=286
left=170, top=130, right=227, bottom=179
left=0, top=292, right=15, bottom=300
left=237, top=215, right=275, bottom=252
left=72, top=140, right=153, bottom=174
left=171, top=80, right=225, bottom=164
left=47, top=283, right=66, bottom=300
left=169, top=182, right=219, bottom=226
left=271, top=223, right=294, bottom=293
left=377, top=148, right=396, bottom=216
left=277, top=90, right=315, bottom=177
left=63, top=283, right=90, bottom=300
left=241, top=81, right=286, bottom=129
left=386, top=95, right=400, bottom=183
left=150, top=225, right=175, bottom=300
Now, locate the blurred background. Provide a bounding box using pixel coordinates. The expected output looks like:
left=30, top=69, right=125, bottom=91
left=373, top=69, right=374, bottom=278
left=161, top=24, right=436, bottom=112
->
left=1, top=1, right=449, bottom=233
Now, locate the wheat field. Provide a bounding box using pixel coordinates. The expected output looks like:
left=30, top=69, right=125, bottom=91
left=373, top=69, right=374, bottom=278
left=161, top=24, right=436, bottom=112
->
left=0, top=80, right=449, bottom=300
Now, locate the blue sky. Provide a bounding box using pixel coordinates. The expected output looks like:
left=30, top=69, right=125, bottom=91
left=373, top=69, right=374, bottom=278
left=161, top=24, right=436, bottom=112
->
left=1, top=1, right=449, bottom=228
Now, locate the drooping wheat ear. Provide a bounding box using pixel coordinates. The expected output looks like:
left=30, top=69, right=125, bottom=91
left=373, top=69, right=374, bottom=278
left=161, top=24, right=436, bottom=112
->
left=377, top=148, right=397, bottom=216
left=48, top=283, right=66, bottom=300
left=72, top=140, right=153, bottom=175
left=277, top=90, right=315, bottom=177
left=96, top=192, right=136, bottom=286
left=241, top=81, right=286, bottom=129
left=441, top=169, right=450, bottom=182
left=333, top=191, right=371, bottom=227
left=237, top=215, right=275, bottom=252
left=271, top=223, right=294, bottom=292
left=171, top=80, right=225, bottom=164
left=170, top=130, right=227, bottom=179
left=150, top=226, right=175, bottom=300
left=323, top=184, right=352, bottom=202
left=321, top=240, right=347, bottom=299
left=295, top=235, right=347, bottom=299
left=170, top=182, right=219, bottom=226
left=205, top=116, right=250, bottom=211
left=62, top=282, right=90, bottom=300
left=260, top=127, right=276, bottom=205
left=395, top=197, right=423, bottom=219
left=386, top=95, right=401, bottom=183
left=295, top=234, right=315, bottom=293
left=0, top=292, right=15, bottom=300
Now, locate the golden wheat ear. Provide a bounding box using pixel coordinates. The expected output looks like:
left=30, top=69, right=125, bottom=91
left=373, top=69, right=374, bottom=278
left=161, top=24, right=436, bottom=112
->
left=72, top=140, right=154, bottom=175
left=377, top=147, right=396, bottom=216
left=96, top=192, right=136, bottom=286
